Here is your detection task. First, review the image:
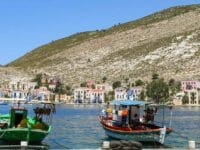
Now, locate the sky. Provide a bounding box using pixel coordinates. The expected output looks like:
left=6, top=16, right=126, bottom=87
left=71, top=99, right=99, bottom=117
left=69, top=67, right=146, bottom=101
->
left=0, top=0, right=199, bottom=65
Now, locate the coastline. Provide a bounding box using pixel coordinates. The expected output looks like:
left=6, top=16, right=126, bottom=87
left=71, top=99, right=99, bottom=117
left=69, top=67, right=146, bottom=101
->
left=1, top=98, right=200, bottom=107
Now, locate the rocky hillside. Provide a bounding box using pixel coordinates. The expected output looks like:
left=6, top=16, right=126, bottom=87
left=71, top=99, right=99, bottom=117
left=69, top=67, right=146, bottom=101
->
left=0, top=67, right=31, bottom=84
left=8, top=4, right=200, bottom=84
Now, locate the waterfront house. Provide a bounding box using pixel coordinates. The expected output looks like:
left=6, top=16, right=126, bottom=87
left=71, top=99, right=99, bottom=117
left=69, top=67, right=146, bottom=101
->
left=49, top=83, right=57, bottom=90
left=0, top=80, right=36, bottom=100
left=55, top=94, right=72, bottom=103
left=6, top=80, right=36, bottom=91
left=0, top=89, right=11, bottom=98
left=41, top=74, right=61, bottom=85
left=89, top=89, right=105, bottom=103
left=74, top=87, right=105, bottom=103
left=181, top=80, right=200, bottom=91
left=130, top=86, right=142, bottom=100
left=11, top=90, right=28, bottom=99
left=185, top=89, right=200, bottom=105
left=74, top=87, right=91, bottom=103
left=114, top=87, right=142, bottom=100
left=114, top=87, right=127, bottom=100
left=173, top=92, right=184, bottom=105
left=32, top=86, right=51, bottom=101
left=86, top=80, right=96, bottom=88
left=95, top=83, right=113, bottom=93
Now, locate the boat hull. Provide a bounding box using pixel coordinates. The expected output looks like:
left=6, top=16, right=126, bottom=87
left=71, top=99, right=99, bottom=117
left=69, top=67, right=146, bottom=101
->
left=0, top=127, right=50, bottom=143
left=103, top=126, right=161, bottom=141
left=99, top=117, right=172, bottom=142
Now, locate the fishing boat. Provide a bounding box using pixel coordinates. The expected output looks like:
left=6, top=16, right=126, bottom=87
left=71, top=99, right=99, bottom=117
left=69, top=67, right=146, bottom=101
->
left=99, top=100, right=173, bottom=144
left=0, top=101, right=55, bottom=143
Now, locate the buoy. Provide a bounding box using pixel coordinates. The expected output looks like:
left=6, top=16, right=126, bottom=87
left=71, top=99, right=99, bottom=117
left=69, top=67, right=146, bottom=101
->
left=102, top=141, right=110, bottom=149
left=188, top=140, right=196, bottom=149
left=21, top=141, right=28, bottom=147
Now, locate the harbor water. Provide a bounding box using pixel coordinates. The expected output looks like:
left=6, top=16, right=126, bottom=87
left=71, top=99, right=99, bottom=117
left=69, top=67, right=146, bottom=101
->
left=0, top=104, right=199, bottom=149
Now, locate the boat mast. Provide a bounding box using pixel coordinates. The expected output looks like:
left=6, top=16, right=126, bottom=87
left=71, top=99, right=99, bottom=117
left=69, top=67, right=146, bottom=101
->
left=162, top=98, right=165, bottom=127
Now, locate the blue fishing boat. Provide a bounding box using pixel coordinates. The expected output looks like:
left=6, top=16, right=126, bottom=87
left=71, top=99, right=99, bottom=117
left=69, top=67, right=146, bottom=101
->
left=99, top=100, right=172, bottom=143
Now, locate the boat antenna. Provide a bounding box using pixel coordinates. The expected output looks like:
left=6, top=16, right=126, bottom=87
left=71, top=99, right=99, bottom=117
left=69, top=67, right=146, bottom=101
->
left=162, top=98, right=165, bottom=127
left=169, top=106, right=173, bottom=128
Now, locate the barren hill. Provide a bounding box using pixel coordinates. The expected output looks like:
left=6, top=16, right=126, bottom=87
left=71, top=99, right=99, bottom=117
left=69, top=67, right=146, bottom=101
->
left=0, top=67, right=31, bottom=83
left=8, top=4, right=200, bottom=84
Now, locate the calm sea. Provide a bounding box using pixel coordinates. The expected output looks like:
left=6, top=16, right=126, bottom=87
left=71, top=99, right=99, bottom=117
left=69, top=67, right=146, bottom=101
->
left=0, top=104, right=199, bottom=149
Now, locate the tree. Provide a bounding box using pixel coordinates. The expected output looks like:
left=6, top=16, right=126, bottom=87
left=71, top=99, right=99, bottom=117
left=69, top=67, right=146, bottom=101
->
left=54, top=82, right=65, bottom=94
left=108, top=91, right=115, bottom=101
left=33, top=73, right=42, bottom=88
left=112, top=81, right=121, bottom=89
left=102, top=77, right=107, bottom=83
left=131, top=83, right=135, bottom=87
left=91, top=84, right=95, bottom=89
left=80, top=82, right=87, bottom=87
left=65, top=85, right=71, bottom=91
left=152, top=73, right=159, bottom=80
left=139, top=90, right=145, bottom=100
left=65, top=85, right=72, bottom=95
left=146, top=78, right=169, bottom=103
left=135, top=79, right=144, bottom=86
left=104, top=93, right=109, bottom=102
left=182, top=94, right=189, bottom=104
left=191, top=92, right=195, bottom=104
left=168, top=78, right=175, bottom=86
left=168, top=79, right=181, bottom=97
left=125, top=78, right=129, bottom=83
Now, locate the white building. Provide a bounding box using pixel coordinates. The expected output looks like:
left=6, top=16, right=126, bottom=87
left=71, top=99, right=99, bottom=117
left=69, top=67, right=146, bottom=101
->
left=114, top=87, right=142, bottom=100
left=74, top=87, right=105, bottom=103
left=89, top=89, right=105, bottom=103
left=174, top=90, right=200, bottom=106
left=95, top=83, right=113, bottom=93
left=55, top=94, right=72, bottom=103
left=173, top=92, right=184, bottom=105
left=32, top=86, right=51, bottom=101
left=186, top=89, right=200, bottom=105
left=11, top=90, right=28, bottom=99
left=49, top=84, right=57, bottom=90
left=130, top=86, right=142, bottom=100
left=114, top=87, right=127, bottom=100
left=0, top=80, right=37, bottom=100
left=74, top=87, right=91, bottom=103
left=181, top=80, right=200, bottom=91
left=8, top=81, right=36, bottom=91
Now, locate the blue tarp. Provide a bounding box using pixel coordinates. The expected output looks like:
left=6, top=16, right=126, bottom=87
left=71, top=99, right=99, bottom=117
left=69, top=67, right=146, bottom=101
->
left=111, top=100, right=146, bottom=106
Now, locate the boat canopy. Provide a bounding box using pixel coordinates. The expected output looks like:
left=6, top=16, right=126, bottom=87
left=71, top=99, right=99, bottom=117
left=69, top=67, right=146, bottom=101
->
left=111, top=100, right=146, bottom=106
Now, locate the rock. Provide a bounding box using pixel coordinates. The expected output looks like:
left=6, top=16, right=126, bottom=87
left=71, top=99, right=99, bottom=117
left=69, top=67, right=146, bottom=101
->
left=110, top=141, right=122, bottom=148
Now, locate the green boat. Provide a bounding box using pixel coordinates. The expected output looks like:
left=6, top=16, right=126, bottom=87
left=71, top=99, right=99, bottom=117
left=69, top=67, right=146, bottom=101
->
left=0, top=102, right=55, bottom=143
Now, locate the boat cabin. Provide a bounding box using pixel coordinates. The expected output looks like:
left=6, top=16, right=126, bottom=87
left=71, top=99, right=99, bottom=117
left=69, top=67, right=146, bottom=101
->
left=9, top=107, right=27, bottom=128
left=104, top=100, right=159, bottom=129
